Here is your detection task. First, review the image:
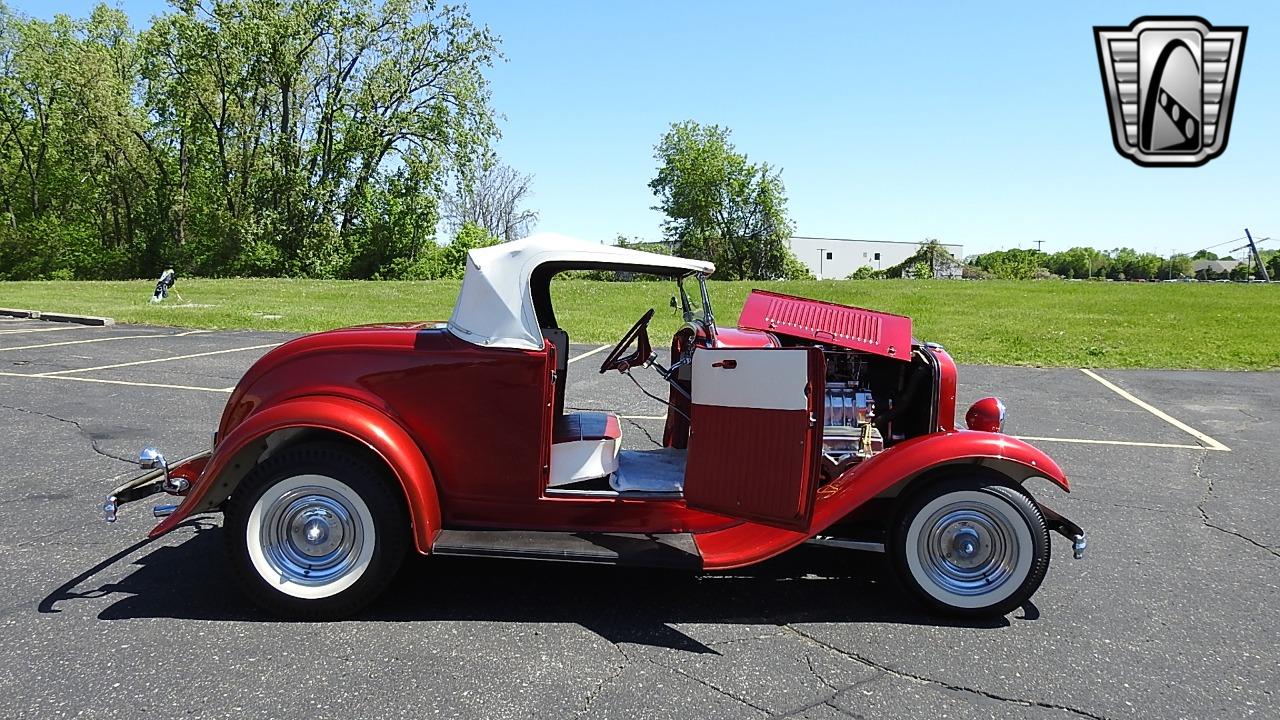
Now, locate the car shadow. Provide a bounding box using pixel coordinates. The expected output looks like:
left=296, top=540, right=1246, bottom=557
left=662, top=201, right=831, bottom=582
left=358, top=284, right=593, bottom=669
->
left=41, top=522, right=1027, bottom=651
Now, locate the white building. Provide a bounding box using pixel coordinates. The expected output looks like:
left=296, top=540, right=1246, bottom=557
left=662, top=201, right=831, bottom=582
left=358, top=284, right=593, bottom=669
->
left=787, top=236, right=965, bottom=279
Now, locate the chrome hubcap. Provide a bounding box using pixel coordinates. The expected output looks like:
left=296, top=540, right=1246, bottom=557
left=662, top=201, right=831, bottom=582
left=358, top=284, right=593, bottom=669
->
left=261, top=486, right=364, bottom=586
left=917, top=502, right=1019, bottom=596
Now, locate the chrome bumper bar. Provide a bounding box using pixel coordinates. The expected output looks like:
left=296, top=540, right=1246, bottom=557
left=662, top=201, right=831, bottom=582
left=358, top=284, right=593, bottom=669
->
left=102, top=448, right=210, bottom=523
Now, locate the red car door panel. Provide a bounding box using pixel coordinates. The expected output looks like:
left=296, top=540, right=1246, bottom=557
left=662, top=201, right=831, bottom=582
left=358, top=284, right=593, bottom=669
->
left=684, top=347, right=824, bottom=531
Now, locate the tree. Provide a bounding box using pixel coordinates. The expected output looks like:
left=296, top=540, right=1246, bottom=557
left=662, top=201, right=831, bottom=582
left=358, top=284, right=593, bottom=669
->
left=1048, top=247, right=1108, bottom=279
left=1230, top=260, right=1252, bottom=281
left=649, top=120, right=794, bottom=280
left=444, top=162, right=539, bottom=242
left=1191, top=249, right=1219, bottom=260
left=1166, top=253, right=1193, bottom=279
left=0, top=0, right=501, bottom=279
left=1108, top=248, right=1162, bottom=280
left=883, top=239, right=965, bottom=279
left=966, top=248, right=1047, bottom=280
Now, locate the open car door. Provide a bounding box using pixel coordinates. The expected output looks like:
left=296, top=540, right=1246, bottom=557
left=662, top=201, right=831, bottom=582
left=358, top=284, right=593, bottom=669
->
left=683, top=347, right=824, bottom=532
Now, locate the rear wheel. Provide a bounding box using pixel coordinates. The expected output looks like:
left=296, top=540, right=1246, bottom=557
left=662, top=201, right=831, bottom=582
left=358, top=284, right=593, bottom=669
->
left=225, top=442, right=408, bottom=619
left=891, top=477, right=1049, bottom=617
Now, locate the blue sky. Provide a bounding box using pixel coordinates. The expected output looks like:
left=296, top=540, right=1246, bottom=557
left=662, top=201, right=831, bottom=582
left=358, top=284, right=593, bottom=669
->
left=17, top=1, right=1278, bottom=257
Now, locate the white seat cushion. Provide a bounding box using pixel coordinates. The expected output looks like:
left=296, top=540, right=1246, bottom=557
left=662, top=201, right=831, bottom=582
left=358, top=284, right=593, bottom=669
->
left=549, top=412, right=621, bottom=487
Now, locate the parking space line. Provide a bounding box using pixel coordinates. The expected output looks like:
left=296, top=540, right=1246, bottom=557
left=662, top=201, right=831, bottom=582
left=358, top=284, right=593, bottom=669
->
left=0, top=370, right=231, bottom=393
left=1080, top=368, right=1231, bottom=451
left=567, top=344, right=611, bottom=364
left=33, top=343, right=281, bottom=376
left=1014, top=435, right=1224, bottom=451
left=0, top=329, right=205, bottom=352
left=0, top=325, right=95, bottom=335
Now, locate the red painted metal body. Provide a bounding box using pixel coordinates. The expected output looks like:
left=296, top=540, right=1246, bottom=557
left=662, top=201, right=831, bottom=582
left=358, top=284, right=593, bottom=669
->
left=157, top=325, right=739, bottom=544
left=684, top=347, right=825, bottom=532
left=147, top=299, right=1068, bottom=573
left=151, top=395, right=443, bottom=552
left=931, top=344, right=959, bottom=432
left=738, top=290, right=913, bottom=360
left=693, top=430, right=1068, bottom=569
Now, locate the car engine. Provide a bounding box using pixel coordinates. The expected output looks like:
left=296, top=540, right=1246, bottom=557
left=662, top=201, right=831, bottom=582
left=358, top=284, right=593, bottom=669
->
left=821, top=350, right=884, bottom=478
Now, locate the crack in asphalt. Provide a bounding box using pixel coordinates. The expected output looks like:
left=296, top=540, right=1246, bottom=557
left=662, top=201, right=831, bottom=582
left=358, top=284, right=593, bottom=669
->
left=1070, top=496, right=1184, bottom=516
left=780, top=674, right=888, bottom=719
left=804, top=654, right=840, bottom=692
left=622, top=417, right=662, bottom=448
left=571, top=662, right=627, bottom=719
left=0, top=403, right=136, bottom=465
left=704, top=632, right=790, bottom=648
left=571, top=641, right=634, bottom=719
left=1236, top=407, right=1265, bottom=423
left=780, top=625, right=1112, bottom=720
left=14, top=522, right=82, bottom=548
left=1193, top=450, right=1280, bottom=560
left=644, top=658, right=772, bottom=717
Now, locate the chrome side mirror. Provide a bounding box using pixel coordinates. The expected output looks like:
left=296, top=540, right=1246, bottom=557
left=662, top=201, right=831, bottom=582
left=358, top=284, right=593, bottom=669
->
left=139, top=447, right=167, bottom=471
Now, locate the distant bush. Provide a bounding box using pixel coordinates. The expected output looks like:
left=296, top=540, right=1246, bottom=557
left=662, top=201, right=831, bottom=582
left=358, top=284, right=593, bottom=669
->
left=374, top=223, right=500, bottom=280
left=782, top=249, right=815, bottom=280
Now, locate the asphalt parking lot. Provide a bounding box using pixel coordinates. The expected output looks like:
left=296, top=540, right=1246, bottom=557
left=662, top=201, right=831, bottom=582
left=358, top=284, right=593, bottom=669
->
left=0, top=316, right=1276, bottom=719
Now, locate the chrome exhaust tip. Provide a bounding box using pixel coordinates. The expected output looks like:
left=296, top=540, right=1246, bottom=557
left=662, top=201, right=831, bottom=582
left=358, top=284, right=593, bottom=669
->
left=152, top=504, right=178, bottom=518
left=1072, top=533, right=1088, bottom=560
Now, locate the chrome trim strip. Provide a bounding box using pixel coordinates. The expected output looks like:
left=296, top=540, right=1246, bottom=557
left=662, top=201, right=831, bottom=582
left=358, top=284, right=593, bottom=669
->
left=807, top=535, right=886, bottom=553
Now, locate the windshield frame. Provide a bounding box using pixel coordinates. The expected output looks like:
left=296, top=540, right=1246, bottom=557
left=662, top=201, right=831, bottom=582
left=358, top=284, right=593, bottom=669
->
left=677, top=273, right=716, bottom=341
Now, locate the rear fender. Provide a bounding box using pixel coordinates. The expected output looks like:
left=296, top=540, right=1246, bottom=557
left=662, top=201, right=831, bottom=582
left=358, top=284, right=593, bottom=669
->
left=149, top=396, right=440, bottom=553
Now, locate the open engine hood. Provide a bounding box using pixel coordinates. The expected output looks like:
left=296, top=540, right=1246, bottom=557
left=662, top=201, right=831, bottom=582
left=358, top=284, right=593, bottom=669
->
left=736, top=290, right=913, bottom=360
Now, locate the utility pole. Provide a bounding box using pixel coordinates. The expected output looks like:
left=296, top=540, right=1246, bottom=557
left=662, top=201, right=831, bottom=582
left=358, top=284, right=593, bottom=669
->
left=817, top=248, right=826, bottom=279
left=1244, top=228, right=1270, bottom=282
left=1034, top=240, right=1044, bottom=252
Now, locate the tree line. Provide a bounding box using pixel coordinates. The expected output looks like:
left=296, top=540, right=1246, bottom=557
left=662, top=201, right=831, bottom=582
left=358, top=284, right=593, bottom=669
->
left=961, top=246, right=1278, bottom=282
left=0, top=0, right=509, bottom=281
left=0, top=0, right=1264, bottom=287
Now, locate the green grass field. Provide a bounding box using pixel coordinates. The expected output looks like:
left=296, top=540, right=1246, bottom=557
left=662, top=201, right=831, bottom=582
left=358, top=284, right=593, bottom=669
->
left=2, top=278, right=1276, bottom=370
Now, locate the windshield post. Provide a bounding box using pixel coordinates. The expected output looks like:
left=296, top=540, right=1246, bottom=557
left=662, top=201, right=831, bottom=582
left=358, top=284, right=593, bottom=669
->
left=698, top=273, right=716, bottom=342
left=677, top=276, right=695, bottom=322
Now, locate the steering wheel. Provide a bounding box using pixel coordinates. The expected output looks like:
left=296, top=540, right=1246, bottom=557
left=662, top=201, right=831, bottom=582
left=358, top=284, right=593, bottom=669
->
left=599, top=308, right=655, bottom=374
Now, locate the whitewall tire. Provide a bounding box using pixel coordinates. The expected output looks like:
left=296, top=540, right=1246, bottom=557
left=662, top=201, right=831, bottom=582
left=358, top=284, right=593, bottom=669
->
left=226, top=442, right=408, bottom=619
left=891, top=478, right=1050, bottom=617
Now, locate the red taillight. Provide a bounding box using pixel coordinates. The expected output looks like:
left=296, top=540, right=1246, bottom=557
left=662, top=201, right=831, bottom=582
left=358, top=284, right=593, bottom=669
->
left=965, top=397, right=1005, bottom=433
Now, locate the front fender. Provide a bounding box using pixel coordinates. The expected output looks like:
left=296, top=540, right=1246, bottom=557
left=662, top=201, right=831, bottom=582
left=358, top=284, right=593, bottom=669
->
left=696, top=431, right=1067, bottom=570
left=813, top=430, right=1067, bottom=528
left=149, top=395, right=441, bottom=553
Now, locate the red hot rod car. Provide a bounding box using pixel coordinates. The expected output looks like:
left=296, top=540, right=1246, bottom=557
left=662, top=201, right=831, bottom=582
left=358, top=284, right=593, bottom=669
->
left=104, top=234, right=1085, bottom=618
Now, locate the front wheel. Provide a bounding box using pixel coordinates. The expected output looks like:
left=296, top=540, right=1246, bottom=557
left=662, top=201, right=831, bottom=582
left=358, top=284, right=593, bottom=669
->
left=891, top=477, right=1050, bottom=617
left=225, top=442, right=409, bottom=619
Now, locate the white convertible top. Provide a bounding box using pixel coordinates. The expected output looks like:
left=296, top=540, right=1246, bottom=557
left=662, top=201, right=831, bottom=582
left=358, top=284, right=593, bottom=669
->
left=447, top=233, right=714, bottom=351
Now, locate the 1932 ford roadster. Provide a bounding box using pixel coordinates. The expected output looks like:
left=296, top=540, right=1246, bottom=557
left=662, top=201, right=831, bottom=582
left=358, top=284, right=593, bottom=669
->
left=103, top=234, right=1086, bottom=619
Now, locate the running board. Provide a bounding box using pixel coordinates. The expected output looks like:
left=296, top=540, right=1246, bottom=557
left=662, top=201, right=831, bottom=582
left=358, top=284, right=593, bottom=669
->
left=431, top=529, right=702, bottom=570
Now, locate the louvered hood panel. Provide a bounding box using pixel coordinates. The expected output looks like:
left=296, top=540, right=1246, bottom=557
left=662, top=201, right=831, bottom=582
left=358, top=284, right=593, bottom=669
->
left=736, top=290, right=912, bottom=360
